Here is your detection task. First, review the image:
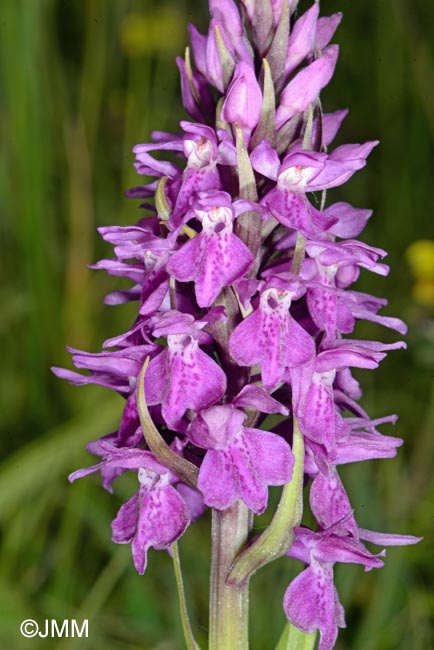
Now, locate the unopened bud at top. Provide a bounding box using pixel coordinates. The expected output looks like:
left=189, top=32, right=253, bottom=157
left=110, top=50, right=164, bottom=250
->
left=221, top=62, right=263, bottom=131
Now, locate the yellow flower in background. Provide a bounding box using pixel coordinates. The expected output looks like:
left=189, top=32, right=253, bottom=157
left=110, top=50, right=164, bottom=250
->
left=412, top=280, right=434, bottom=306
left=405, top=239, right=434, bottom=307
left=120, top=9, right=185, bottom=58
left=406, top=239, right=434, bottom=277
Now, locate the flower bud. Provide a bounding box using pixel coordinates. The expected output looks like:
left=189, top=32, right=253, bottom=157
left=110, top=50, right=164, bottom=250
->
left=221, top=62, right=262, bottom=130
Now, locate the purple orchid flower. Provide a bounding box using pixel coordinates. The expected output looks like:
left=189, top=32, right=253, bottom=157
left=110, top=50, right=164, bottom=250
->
left=112, top=468, right=190, bottom=575
left=303, top=413, right=403, bottom=477
left=221, top=61, right=263, bottom=136
left=54, top=3, right=420, bottom=647
left=167, top=191, right=254, bottom=307
left=144, top=310, right=227, bottom=430
left=289, top=338, right=405, bottom=452
left=284, top=524, right=420, bottom=650
left=188, top=399, right=293, bottom=514
left=254, top=141, right=378, bottom=236
left=133, top=122, right=225, bottom=229
left=68, top=441, right=204, bottom=575
left=230, top=276, right=315, bottom=390
left=283, top=526, right=384, bottom=650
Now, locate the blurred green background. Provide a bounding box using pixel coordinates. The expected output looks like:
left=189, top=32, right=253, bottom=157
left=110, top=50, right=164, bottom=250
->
left=0, top=0, right=433, bottom=648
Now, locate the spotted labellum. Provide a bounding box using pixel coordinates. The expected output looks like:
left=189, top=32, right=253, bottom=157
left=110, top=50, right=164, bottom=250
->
left=53, top=1, right=420, bottom=649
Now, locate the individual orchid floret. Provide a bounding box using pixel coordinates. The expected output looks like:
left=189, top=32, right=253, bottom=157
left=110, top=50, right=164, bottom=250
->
left=303, top=414, right=403, bottom=475
left=290, top=338, right=405, bottom=452
left=256, top=141, right=378, bottom=236
left=68, top=442, right=195, bottom=575
left=132, top=124, right=209, bottom=171
left=166, top=190, right=254, bottom=307
left=112, top=467, right=190, bottom=575
left=144, top=310, right=227, bottom=430
left=230, top=276, right=315, bottom=390
left=181, top=122, right=220, bottom=169
left=305, top=239, right=389, bottom=280
left=284, top=526, right=386, bottom=650
left=284, top=520, right=421, bottom=650
left=188, top=402, right=293, bottom=513
left=150, top=124, right=226, bottom=218
left=303, top=282, right=406, bottom=343
left=133, top=124, right=224, bottom=230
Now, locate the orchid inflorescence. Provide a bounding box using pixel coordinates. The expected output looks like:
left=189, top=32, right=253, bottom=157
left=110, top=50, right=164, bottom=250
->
left=53, top=1, right=420, bottom=648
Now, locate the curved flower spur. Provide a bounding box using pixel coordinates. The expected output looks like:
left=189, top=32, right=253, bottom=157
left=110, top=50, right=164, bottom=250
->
left=52, top=1, right=421, bottom=649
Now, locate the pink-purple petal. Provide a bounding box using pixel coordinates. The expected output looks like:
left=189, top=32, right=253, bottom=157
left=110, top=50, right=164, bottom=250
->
left=283, top=563, right=344, bottom=650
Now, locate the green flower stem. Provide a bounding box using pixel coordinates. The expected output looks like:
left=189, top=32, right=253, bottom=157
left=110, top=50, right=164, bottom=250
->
left=209, top=501, right=250, bottom=650
left=227, top=418, right=305, bottom=588
left=172, top=542, right=201, bottom=650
